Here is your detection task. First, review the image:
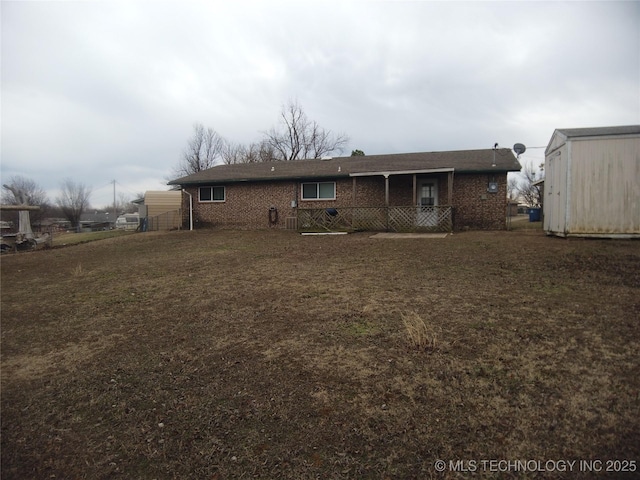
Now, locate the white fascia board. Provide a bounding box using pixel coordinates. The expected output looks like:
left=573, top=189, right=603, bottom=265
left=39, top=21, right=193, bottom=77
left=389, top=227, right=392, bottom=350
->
left=566, top=133, right=640, bottom=143
left=350, top=168, right=455, bottom=177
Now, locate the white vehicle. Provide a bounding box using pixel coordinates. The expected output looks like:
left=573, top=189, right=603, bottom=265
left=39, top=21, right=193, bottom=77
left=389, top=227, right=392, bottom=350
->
left=115, top=213, right=140, bottom=230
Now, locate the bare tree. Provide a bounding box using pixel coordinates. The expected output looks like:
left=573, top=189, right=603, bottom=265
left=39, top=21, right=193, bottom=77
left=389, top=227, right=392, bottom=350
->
left=221, top=141, right=247, bottom=165
left=172, top=103, right=349, bottom=173
left=263, top=100, right=349, bottom=161
left=517, top=163, right=544, bottom=207
left=116, top=192, right=136, bottom=214
left=507, top=175, right=519, bottom=201
left=56, top=179, right=92, bottom=230
left=222, top=139, right=279, bottom=164
left=173, top=123, right=226, bottom=177
left=255, top=140, right=278, bottom=163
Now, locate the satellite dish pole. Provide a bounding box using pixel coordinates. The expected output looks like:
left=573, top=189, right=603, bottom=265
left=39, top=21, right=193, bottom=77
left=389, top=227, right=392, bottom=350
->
left=507, top=143, right=527, bottom=231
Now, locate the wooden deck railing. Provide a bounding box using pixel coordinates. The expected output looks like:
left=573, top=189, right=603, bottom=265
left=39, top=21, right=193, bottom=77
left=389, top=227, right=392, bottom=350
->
left=297, top=206, right=453, bottom=233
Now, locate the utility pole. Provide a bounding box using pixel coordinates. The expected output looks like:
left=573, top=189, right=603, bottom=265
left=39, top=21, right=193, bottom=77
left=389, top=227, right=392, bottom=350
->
left=112, top=179, right=117, bottom=228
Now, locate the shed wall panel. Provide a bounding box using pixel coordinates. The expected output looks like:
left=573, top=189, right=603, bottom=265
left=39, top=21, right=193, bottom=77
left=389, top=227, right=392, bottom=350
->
left=144, top=191, right=182, bottom=217
left=568, top=137, right=640, bottom=234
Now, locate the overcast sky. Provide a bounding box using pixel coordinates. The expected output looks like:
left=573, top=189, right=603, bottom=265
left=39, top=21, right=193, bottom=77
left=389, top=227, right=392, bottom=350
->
left=2, top=0, right=639, bottom=208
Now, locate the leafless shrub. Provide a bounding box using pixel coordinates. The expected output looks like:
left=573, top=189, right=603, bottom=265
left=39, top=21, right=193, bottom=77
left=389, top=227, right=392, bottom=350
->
left=72, top=264, right=84, bottom=277
left=402, top=311, right=438, bottom=350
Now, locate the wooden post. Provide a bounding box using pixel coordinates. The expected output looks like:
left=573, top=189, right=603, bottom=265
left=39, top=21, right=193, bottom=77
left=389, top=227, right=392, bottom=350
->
left=448, top=171, right=454, bottom=231
left=352, top=177, right=357, bottom=206
left=413, top=174, right=417, bottom=205
left=384, top=175, right=390, bottom=231
left=384, top=174, right=389, bottom=206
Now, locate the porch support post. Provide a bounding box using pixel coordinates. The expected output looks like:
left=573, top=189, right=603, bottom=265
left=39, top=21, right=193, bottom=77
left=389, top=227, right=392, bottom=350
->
left=352, top=177, right=357, bottom=206
left=448, top=171, right=454, bottom=231
left=384, top=174, right=390, bottom=231
left=384, top=174, right=390, bottom=206
left=413, top=174, right=417, bottom=205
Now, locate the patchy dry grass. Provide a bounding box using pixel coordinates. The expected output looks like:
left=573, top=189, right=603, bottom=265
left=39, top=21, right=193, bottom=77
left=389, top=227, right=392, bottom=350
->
left=52, top=229, right=135, bottom=247
left=1, top=229, right=639, bottom=479
left=402, top=311, right=439, bottom=351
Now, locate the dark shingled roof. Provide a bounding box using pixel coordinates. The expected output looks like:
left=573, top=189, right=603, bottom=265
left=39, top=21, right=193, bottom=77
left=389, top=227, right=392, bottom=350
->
left=168, top=148, right=521, bottom=186
left=556, top=125, right=640, bottom=138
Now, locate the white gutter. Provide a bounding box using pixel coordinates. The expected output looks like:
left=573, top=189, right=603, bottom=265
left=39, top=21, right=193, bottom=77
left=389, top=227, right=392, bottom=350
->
left=350, top=167, right=455, bottom=177
left=182, top=189, right=193, bottom=231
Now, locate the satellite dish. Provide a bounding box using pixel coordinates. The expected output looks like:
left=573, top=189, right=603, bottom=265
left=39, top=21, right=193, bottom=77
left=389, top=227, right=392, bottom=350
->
left=513, top=143, right=526, bottom=155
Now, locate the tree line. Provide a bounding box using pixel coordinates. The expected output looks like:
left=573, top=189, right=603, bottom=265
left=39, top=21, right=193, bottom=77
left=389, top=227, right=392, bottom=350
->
left=173, top=100, right=351, bottom=177
left=2, top=101, right=352, bottom=230
left=1, top=177, right=136, bottom=230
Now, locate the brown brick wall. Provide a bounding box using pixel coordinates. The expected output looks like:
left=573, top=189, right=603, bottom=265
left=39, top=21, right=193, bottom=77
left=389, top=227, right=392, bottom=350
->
left=353, top=177, right=383, bottom=206
left=183, top=183, right=297, bottom=229
left=184, top=179, right=352, bottom=229
left=452, top=173, right=507, bottom=230
left=182, top=172, right=508, bottom=230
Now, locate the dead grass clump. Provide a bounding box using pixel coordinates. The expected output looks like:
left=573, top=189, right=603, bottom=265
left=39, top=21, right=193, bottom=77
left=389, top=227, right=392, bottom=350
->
left=401, top=311, right=438, bottom=351
left=72, top=263, right=84, bottom=277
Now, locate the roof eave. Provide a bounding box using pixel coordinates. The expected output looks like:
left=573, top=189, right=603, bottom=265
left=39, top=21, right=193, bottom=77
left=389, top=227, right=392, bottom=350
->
left=350, top=167, right=455, bottom=177
left=170, top=173, right=352, bottom=186
left=462, top=166, right=521, bottom=174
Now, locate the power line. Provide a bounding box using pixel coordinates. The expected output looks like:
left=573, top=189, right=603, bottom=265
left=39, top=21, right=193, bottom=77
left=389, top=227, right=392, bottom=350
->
left=93, top=181, right=115, bottom=192
left=114, top=181, right=142, bottom=198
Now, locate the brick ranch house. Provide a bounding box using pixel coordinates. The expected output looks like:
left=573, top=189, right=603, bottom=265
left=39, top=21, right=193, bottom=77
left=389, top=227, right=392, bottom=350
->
left=168, top=149, right=521, bottom=232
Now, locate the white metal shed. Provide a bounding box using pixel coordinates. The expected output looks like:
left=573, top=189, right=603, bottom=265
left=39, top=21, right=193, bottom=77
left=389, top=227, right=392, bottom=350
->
left=543, top=125, right=640, bottom=238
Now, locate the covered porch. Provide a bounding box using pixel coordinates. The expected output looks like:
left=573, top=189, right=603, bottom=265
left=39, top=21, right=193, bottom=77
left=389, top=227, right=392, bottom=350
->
left=298, top=168, right=455, bottom=232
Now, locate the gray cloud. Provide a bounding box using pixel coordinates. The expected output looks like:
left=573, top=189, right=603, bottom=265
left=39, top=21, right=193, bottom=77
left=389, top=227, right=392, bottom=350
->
left=2, top=0, right=638, bottom=207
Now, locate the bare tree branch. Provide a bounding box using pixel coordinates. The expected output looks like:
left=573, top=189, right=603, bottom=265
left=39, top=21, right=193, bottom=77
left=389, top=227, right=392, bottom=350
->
left=517, top=163, right=544, bottom=207
left=507, top=175, right=519, bottom=201
left=172, top=102, right=350, bottom=174
left=221, top=141, right=243, bottom=165
left=173, top=123, right=226, bottom=177
left=262, top=100, right=349, bottom=161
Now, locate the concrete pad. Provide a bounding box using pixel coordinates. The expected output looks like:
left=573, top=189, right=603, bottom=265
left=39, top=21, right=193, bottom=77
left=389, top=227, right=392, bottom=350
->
left=370, top=233, right=449, bottom=239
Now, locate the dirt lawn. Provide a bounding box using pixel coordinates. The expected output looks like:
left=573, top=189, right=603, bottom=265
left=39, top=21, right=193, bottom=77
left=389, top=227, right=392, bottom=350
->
left=1, top=229, right=639, bottom=479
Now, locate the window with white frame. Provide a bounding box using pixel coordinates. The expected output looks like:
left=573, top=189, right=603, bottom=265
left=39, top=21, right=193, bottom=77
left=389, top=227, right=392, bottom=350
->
left=199, top=186, right=225, bottom=202
left=301, top=182, right=336, bottom=200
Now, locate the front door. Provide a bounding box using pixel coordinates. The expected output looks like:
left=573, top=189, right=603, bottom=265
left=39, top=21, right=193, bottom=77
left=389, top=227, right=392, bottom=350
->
left=417, top=181, right=438, bottom=226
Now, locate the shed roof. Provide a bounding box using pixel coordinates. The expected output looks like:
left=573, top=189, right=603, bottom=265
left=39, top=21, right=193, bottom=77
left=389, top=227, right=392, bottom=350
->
left=168, top=148, right=521, bottom=186
left=144, top=190, right=182, bottom=202
left=556, top=125, right=640, bottom=138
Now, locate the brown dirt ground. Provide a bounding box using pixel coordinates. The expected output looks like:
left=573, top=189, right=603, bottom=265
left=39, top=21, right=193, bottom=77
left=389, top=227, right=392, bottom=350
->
left=1, top=229, right=639, bottom=479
